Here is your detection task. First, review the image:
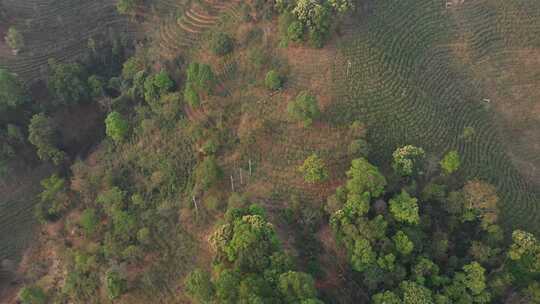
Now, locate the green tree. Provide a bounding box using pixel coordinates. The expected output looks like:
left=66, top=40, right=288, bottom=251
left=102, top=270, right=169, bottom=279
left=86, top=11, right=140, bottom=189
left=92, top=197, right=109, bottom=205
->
left=0, top=68, right=28, bottom=109
left=48, top=61, right=89, bottom=105
left=37, top=174, right=68, bottom=221
left=210, top=32, right=234, bottom=56
left=389, top=190, right=420, bottom=225
left=28, top=113, right=65, bottom=164
left=287, top=91, right=320, bottom=127
left=215, top=270, right=240, bottom=303
left=19, top=286, right=46, bottom=304
left=508, top=229, right=540, bottom=273
left=87, top=75, right=105, bottom=99
left=105, top=111, right=129, bottom=143
left=278, top=271, right=318, bottom=302
left=5, top=27, right=24, bottom=51
left=393, top=231, right=414, bottom=255
left=462, top=262, right=487, bottom=296
left=185, top=269, right=215, bottom=303
left=195, top=156, right=223, bottom=191
left=400, top=281, right=433, bottom=304
left=346, top=158, right=386, bottom=198
left=372, top=290, right=402, bottom=304
left=351, top=237, right=376, bottom=272
left=144, top=70, right=174, bottom=104
left=440, top=150, right=460, bottom=175
left=298, top=154, right=328, bottom=183
left=265, top=70, right=283, bottom=90
left=105, top=269, right=126, bottom=300
left=392, top=145, right=425, bottom=176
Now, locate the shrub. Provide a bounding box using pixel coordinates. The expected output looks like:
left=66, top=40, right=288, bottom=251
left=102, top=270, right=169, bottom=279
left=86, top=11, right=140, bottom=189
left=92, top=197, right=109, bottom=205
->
left=265, top=70, right=283, bottom=90
left=105, top=269, right=126, bottom=300
left=210, top=32, right=234, bottom=56
left=19, top=286, right=46, bottom=304
left=287, top=91, right=320, bottom=127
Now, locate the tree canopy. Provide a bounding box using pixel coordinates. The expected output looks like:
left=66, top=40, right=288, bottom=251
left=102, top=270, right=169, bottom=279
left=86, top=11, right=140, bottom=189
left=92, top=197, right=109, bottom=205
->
left=298, top=154, right=328, bottom=183
left=392, top=145, right=425, bottom=176
left=0, top=68, right=28, bottom=109
left=28, top=113, right=65, bottom=165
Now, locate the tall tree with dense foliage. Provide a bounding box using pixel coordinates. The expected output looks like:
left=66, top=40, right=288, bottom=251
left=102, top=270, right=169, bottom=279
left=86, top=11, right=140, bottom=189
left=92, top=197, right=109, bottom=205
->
left=298, top=154, right=328, bottom=183
left=389, top=190, right=420, bottom=225
left=47, top=60, right=89, bottom=105
left=392, top=145, right=425, bottom=176
left=0, top=68, right=28, bottom=109
left=196, top=205, right=323, bottom=303
left=346, top=158, right=387, bottom=198
left=28, top=113, right=65, bottom=164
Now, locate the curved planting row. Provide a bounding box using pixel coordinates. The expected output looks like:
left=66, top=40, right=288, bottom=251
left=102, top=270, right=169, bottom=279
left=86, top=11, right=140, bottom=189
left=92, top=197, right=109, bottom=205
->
left=155, top=0, right=241, bottom=58
left=330, top=0, right=540, bottom=233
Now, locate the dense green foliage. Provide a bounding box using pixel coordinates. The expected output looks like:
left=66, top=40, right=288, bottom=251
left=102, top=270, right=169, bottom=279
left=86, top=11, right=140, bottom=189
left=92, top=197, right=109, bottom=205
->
left=392, top=145, right=425, bottom=177
left=28, top=113, right=65, bottom=164
left=328, top=152, right=540, bottom=303
left=0, top=69, right=28, bottom=110
left=298, top=154, right=328, bottom=183
left=185, top=205, right=323, bottom=303
left=47, top=61, right=89, bottom=105
left=105, top=111, right=129, bottom=143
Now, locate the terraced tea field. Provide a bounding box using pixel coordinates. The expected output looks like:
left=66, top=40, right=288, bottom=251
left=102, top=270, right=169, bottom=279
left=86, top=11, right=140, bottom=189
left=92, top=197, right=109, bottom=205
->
left=329, top=0, right=540, bottom=234
left=0, top=163, right=51, bottom=264
left=0, top=0, right=132, bottom=82
left=152, top=0, right=242, bottom=59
